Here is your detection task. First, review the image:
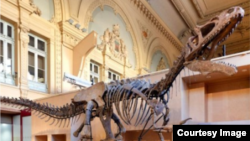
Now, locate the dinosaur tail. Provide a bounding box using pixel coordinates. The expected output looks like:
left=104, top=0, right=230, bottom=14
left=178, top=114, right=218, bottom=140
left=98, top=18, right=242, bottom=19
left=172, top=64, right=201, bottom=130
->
left=0, top=96, right=85, bottom=127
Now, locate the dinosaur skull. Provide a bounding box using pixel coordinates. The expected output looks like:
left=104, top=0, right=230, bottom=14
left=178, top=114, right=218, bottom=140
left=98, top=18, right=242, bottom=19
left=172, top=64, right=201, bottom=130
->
left=185, top=6, right=245, bottom=61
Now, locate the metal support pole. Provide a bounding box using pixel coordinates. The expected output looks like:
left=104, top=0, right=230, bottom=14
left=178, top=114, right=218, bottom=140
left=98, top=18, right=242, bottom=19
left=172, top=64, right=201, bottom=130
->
left=222, top=44, right=226, bottom=56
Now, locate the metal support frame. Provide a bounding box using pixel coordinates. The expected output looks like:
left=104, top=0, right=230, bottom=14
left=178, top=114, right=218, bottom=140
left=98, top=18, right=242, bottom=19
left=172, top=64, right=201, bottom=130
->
left=138, top=114, right=164, bottom=141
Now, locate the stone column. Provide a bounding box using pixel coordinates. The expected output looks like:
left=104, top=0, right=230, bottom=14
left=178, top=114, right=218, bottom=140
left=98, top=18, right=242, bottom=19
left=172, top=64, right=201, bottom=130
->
left=102, top=64, right=109, bottom=83
left=19, top=25, right=30, bottom=98
left=55, top=30, right=62, bottom=93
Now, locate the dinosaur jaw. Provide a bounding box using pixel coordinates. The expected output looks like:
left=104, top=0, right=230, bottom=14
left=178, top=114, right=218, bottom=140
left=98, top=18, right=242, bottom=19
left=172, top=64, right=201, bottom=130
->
left=185, top=6, right=245, bottom=61
left=205, top=9, right=244, bottom=59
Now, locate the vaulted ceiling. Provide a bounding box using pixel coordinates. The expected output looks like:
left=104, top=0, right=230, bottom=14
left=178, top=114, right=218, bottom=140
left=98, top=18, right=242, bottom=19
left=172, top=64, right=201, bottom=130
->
left=148, top=0, right=250, bottom=56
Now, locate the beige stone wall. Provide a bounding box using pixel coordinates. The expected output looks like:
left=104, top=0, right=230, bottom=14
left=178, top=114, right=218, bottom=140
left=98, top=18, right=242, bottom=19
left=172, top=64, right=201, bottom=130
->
left=0, top=0, right=181, bottom=100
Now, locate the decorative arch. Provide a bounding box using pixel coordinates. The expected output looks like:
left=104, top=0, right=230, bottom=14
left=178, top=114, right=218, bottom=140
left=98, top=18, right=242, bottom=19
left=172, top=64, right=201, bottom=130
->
left=146, top=37, right=172, bottom=70
left=148, top=46, right=172, bottom=71
left=80, top=0, right=141, bottom=70
left=150, top=50, right=169, bottom=72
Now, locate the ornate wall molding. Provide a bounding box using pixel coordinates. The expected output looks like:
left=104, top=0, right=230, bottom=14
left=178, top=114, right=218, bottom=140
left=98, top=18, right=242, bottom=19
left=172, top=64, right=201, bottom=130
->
left=83, top=0, right=140, bottom=70
left=19, top=25, right=30, bottom=48
left=129, top=0, right=183, bottom=52
left=65, top=18, right=88, bottom=34
left=97, top=25, right=127, bottom=59
left=53, top=0, right=63, bottom=22
left=59, top=21, right=86, bottom=49
left=61, top=32, right=80, bottom=48
left=97, top=24, right=132, bottom=68
left=19, top=25, right=30, bottom=89
left=29, top=0, right=41, bottom=16
left=54, top=29, right=62, bottom=93
left=53, top=0, right=63, bottom=93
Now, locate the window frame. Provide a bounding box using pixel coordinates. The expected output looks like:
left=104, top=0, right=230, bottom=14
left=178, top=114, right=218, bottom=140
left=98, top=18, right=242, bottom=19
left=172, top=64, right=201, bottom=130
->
left=89, top=61, right=100, bottom=84
left=108, top=70, right=120, bottom=82
left=0, top=19, right=15, bottom=85
left=28, top=33, right=47, bottom=92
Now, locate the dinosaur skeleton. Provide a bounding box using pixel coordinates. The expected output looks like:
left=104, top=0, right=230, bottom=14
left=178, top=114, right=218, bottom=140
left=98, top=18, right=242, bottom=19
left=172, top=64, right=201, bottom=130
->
left=0, top=6, right=245, bottom=141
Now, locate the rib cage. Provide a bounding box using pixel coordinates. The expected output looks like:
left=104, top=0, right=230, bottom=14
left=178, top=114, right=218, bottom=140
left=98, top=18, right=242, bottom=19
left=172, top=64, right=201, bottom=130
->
left=103, top=78, right=169, bottom=126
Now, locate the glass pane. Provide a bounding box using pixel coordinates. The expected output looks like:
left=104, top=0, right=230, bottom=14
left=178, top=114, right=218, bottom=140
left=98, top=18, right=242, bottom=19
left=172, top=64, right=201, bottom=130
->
left=1, top=123, right=12, bottom=141
left=28, top=52, right=35, bottom=66
left=28, top=66, right=35, bottom=78
left=38, top=40, right=45, bottom=51
left=94, top=77, right=98, bottom=83
left=108, top=72, right=111, bottom=79
left=7, top=43, right=12, bottom=59
left=94, top=65, right=98, bottom=73
left=90, top=63, right=92, bottom=71
left=6, top=43, right=12, bottom=74
left=38, top=70, right=45, bottom=83
left=90, top=75, right=93, bottom=82
left=117, top=76, right=119, bottom=80
left=0, top=57, right=3, bottom=66
left=0, top=40, right=3, bottom=56
left=113, top=74, right=116, bottom=80
left=0, top=41, right=3, bottom=67
left=0, top=56, right=3, bottom=73
left=29, top=36, right=34, bottom=47
left=38, top=55, right=45, bottom=70
left=0, top=22, right=3, bottom=34
left=7, top=25, right=12, bottom=38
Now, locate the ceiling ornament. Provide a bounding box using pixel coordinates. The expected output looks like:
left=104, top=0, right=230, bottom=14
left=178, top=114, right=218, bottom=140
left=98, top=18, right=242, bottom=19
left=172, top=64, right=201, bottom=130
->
left=137, top=20, right=152, bottom=47
left=156, top=57, right=167, bottom=71
left=97, top=24, right=132, bottom=68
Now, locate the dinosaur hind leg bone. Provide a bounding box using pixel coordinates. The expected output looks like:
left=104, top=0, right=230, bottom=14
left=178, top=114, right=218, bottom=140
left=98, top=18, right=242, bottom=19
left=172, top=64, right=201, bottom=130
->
left=111, top=113, right=126, bottom=140
left=73, top=114, right=86, bottom=137
left=80, top=101, right=97, bottom=140
left=99, top=106, right=116, bottom=141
